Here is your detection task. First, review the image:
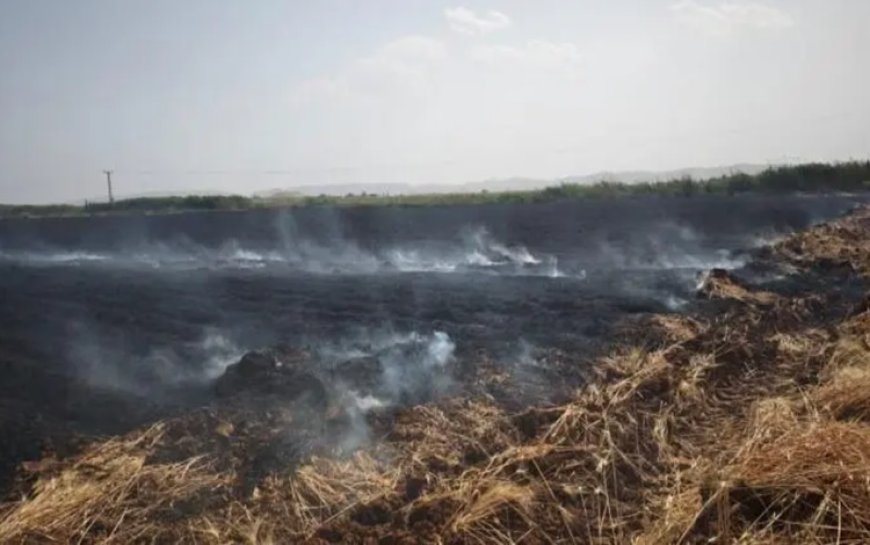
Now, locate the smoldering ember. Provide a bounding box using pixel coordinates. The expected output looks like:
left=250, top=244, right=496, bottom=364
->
left=2, top=170, right=870, bottom=542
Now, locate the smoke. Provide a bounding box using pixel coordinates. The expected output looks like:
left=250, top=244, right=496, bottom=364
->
left=481, top=339, right=583, bottom=406
left=39, top=211, right=812, bottom=410
left=590, top=222, right=748, bottom=272
left=3, top=210, right=771, bottom=284
left=383, top=226, right=568, bottom=276
left=328, top=329, right=456, bottom=452
left=664, top=295, right=689, bottom=310
left=317, top=329, right=456, bottom=405
left=348, top=393, right=387, bottom=411
left=0, top=250, right=109, bottom=265
left=199, top=330, right=248, bottom=379
left=272, top=210, right=383, bottom=274
left=64, top=318, right=459, bottom=453
left=261, top=328, right=459, bottom=454
left=5, top=193, right=868, bottom=476
left=381, top=331, right=455, bottom=400
left=463, top=227, right=541, bottom=265
left=66, top=323, right=247, bottom=397
left=0, top=224, right=568, bottom=277
left=745, top=228, right=791, bottom=250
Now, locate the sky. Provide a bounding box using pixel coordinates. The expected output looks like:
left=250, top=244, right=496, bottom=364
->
left=0, top=1, right=868, bottom=204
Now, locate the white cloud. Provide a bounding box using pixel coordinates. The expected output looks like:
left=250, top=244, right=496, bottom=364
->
left=368, top=35, right=448, bottom=64
left=291, top=35, right=447, bottom=104
left=671, top=1, right=795, bottom=35
left=471, top=40, right=582, bottom=71
left=445, top=6, right=511, bottom=35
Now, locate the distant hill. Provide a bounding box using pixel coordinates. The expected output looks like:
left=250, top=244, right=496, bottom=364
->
left=562, top=164, right=770, bottom=185
left=255, top=164, right=771, bottom=197
left=76, top=164, right=773, bottom=203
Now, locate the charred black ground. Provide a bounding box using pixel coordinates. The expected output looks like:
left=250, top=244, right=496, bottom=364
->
left=0, top=194, right=864, bottom=494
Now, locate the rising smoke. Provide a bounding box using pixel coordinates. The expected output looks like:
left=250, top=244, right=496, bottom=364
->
left=6, top=194, right=863, bottom=456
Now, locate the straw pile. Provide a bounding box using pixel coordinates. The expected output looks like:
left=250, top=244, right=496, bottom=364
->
left=0, top=424, right=229, bottom=544
left=775, top=204, right=870, bottom=276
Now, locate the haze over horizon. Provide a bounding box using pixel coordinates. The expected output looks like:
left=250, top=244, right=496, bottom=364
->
left=1, top=1, right=868, bottom=204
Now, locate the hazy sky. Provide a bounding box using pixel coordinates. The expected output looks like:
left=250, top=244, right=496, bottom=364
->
left=1, top=1, right=868, bottom=203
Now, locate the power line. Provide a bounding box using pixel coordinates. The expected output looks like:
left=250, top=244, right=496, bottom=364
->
left=103, top=170, right=114, bottom=204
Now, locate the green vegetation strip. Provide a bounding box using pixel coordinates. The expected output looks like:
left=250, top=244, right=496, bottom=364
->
left=3, top=161, right=870, bottom=218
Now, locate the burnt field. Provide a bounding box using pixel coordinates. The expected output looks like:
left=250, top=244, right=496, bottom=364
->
left=5, top=194, right=870, bottom=543
left=0, top=195, right=864, bottom=493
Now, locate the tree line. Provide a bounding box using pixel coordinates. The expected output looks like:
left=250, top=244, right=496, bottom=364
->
left=2, top=161, right=869, bottom=218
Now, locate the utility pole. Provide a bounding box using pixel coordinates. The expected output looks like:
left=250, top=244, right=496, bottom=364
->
left=103, top=170, right=114, bottom=204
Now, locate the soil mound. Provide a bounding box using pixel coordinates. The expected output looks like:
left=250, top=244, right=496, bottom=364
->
left=215, top=347, right=326, bottom=403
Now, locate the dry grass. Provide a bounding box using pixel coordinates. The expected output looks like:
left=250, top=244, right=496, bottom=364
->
left=698, top=269, right=780, bottom=305
left=285, top=451, right=402, bottom=537
left=649, top=315, right=706, bottom=343
left=4, top=314, right=867, bottom=544
left=775, top=205, right=870, bottom=276
left=811, top=324, right=870, bottom=422
left=449, top=481, right=535, bottom=539
left=735, top=397, right=799, bottom=456
left=720, top=421, right=870, bottom=542
left=0, top=423, right=228, bottom=544
left=815, top=366, right=870, bottom=422
left=388, top=399, right=518, bottom=480
left=824, top=336, right=870, bottom=376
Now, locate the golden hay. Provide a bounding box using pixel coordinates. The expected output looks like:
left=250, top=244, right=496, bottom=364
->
left=773, top=206, right=870, bottom=276
left=391, top=399, right=516, bottom=472
left=0, top=424, right=228, bottom=544
left=733, top=397, right=799, bottom=457
left=721, top=421, right=870, bottom=541
left=676, top=353, right=718, bottom=403
left=649, top=315, right=706, bottom=343
left=186, top=450, right=403, bottom=542
left=191, top=505, right=277, bottom=545
left=698, top=270, right=780, bottom=305
left=841, top=309, right=870, bottom=338
left=285, top=450, right=401, bottom=536
left=814, top=365, right=870, bottom=422
left=769, top=330, right=827, bottom=358
left=823, top=335, right=870, bottom=379
left=640, top=420, right=870, bottom=544
left=598, top=348, right=674, bottom=404
left=449, top=481, right=534, bottom=533
left=633, top=486, right=704, bottom=545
